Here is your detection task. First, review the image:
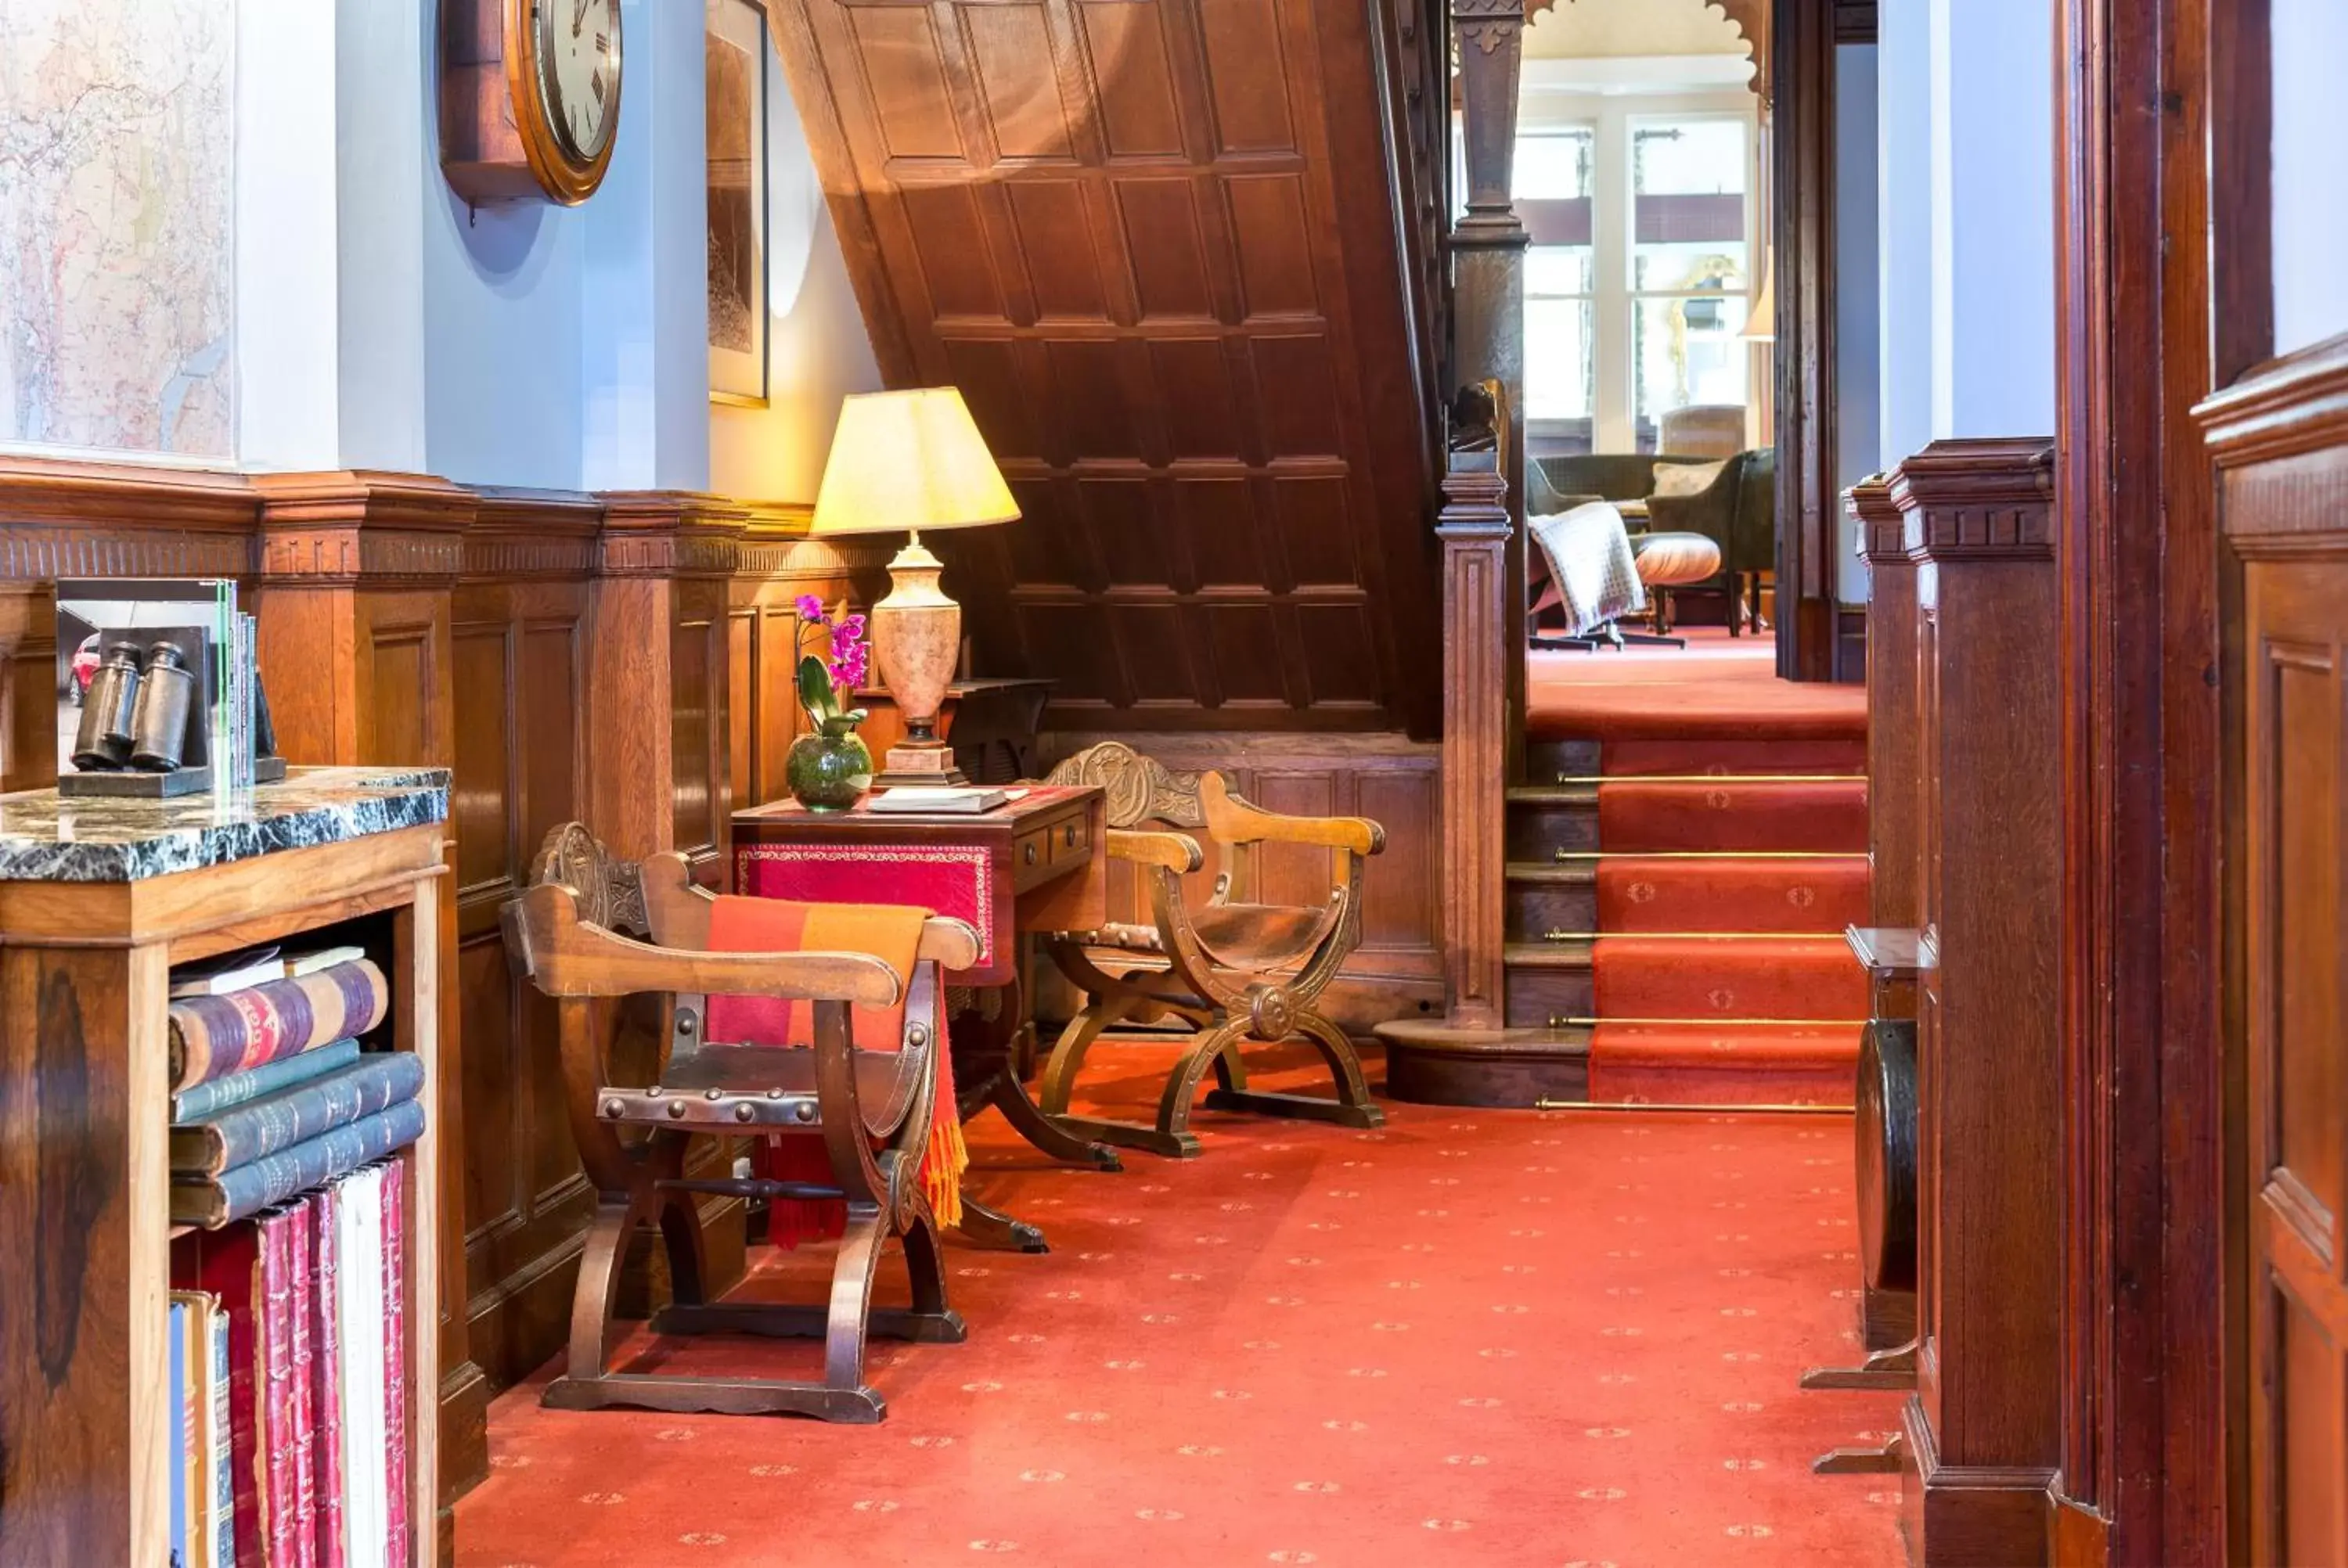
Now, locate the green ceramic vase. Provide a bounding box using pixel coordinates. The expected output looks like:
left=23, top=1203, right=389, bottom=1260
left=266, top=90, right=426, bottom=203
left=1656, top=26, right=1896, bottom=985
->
left=786, top=730, right=873, bottom=811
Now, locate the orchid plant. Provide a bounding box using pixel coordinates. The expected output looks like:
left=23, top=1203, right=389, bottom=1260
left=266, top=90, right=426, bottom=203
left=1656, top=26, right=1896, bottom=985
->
left=794, top=595, right=870, bottom=738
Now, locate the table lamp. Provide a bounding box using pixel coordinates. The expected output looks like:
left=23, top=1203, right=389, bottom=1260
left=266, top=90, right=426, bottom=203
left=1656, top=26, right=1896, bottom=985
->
left=810, top=387, right=1020, bottom=786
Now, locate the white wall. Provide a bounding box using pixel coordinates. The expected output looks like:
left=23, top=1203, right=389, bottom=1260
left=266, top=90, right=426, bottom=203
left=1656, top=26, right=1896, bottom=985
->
left=1925, top=0, right=2054, bottom=439
left=237, top=0, right=340, bottom=470
left=333, top=0, right=429, bottom=472
left=2272, top=0, right=2348, bottom=355
left=1835, top=43, right=1881, bottom=602
left=1877, top=0, right=1932, bottom=467
left=708, top=45, right=881, bottom=502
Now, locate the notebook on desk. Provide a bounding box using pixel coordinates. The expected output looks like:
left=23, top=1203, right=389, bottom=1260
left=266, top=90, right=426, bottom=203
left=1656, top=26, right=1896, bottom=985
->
left=866, top=786, right=1023, bottom=815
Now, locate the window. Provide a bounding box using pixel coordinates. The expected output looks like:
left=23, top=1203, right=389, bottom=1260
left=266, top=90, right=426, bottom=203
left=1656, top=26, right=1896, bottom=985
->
left=1518, top=129, right=1597, bottom=452
left=1630, top=117, right=1749, bottom=451
left=1514, top=105, right=1757, bottom=455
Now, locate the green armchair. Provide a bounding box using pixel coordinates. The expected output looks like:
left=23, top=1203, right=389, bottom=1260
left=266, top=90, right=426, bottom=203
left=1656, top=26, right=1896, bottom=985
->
left=1724, top=447, right=1776, bottom=635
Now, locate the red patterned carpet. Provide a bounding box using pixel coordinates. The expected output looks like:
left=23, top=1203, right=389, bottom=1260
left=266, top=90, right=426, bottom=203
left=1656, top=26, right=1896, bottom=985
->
left=455, top=1048, right=1904, bottom=1568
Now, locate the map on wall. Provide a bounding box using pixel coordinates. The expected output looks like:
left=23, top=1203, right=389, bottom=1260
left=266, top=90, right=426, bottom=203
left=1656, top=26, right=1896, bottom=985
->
left=0, top=0, right=236, bottom=459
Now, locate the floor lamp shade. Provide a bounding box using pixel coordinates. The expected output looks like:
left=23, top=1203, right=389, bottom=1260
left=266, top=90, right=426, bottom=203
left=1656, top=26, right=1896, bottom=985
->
left=810, top=389, right=1020, bottom=785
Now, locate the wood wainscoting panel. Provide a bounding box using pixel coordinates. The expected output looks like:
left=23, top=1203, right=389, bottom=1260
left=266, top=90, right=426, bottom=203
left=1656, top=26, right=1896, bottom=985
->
left=2202, top=337, right=2348, bottom=1568
left=448, top=574, right=598, bottom=1399
left=772, top=0, right=1442, bottom=737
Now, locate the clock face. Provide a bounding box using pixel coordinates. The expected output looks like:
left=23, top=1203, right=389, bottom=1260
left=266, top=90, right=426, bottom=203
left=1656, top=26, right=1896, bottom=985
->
left=534, top=0, right=621, bottom=165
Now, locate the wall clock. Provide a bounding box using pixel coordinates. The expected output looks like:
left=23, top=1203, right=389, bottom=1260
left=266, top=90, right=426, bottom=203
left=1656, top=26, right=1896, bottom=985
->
left=441, top=0, right=623, bottom=206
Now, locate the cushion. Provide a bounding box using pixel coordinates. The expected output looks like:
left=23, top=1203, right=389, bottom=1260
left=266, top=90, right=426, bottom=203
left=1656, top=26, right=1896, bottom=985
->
left=1651, top=459, right=1730, bottom=498
left=1632, top=530, right=1725, bottom=585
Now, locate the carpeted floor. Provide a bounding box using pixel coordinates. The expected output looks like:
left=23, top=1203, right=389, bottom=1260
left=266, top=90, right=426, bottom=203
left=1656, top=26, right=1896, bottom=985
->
left=454, top=1048, right=1905, bottom=1568
left=1529, top=630, right=1872, bottom=1106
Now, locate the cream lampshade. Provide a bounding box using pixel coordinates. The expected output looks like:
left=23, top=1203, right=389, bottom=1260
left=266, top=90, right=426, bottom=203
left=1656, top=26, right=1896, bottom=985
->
left=1741, top=264, right=1776, bottom=342
left=811, top=387, right=1020, bottom=786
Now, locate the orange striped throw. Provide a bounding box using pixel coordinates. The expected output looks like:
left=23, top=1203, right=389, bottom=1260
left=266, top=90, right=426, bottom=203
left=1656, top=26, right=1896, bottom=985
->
left=703, top=897, right=967, bottom=1244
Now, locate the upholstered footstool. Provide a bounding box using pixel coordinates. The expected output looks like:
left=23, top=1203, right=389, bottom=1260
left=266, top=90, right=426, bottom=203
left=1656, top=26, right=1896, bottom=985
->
left=1631, top=530, right=1723, bottom=636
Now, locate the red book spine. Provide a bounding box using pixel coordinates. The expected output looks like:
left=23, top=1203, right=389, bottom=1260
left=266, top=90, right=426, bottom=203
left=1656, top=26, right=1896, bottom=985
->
left=288, top=1200, right=319, bottom=1568
left=183, top=1225, right=263, bottom=1565
left=259, top=1208, right=302, bottom=1566
left=312, top=1182, right=348, bottom=1568
left=380, top=1157, right=410, bottom=1566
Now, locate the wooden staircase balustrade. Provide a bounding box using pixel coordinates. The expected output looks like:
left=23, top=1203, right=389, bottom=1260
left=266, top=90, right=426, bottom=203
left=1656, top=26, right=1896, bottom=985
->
left=1885, top=438, right=2064, bottom=1565
left=1802, top=473, right=1922, bottom=1426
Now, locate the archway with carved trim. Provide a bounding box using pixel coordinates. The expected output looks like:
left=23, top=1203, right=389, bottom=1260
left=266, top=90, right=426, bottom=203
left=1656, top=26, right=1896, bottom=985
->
left=1522, top=0, right=1769, bottom=104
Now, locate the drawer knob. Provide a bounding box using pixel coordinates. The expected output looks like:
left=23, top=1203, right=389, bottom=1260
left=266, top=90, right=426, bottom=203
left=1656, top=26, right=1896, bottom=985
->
left=1024, top=843, right=1037, bottom=865
left=1064, top=824, right=1076, bottom=847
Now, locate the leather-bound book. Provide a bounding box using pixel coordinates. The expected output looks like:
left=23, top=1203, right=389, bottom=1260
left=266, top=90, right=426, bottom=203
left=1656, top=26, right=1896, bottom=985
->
left=257, top=1207, right=303, bottom=1567
left=183, top=1224, right=264, bottom=1564
left=287, top=1200, right=319, bottom=1568
left=171, top=1054, right=423, bottom=1174
left=312, top=1181, right=348, bottom=1567
left=380, top=1157, right=410, bottom=1567
left=171, top=1100, right=427, bottom=1229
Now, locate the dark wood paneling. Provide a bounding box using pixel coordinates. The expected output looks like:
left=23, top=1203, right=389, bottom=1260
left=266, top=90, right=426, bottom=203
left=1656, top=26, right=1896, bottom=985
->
left=2202, top=337, right=2348, bottom=1568
left=2050, top=2, right=2231, bottom=1558
left=450, top=569, right=597, bottom=1397
left=773, top=0, right=1442, bottom=735
left=1771, top=0, right=1839, bottom=682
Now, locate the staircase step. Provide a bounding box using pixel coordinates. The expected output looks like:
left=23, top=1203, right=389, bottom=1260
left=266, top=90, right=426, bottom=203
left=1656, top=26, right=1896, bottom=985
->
left=1591, top=853, right=1870, bottom=933
left=1505, top=861, right=1595, bottom=941
left=1590, top=933, right=1869, bottom=1020
left=1596, top=735, right=1867, bottom=778
left=1504, top=942, right=1594, bottom=1030
left=1597, top=778, right=1868, bottom=853
left=1584, top=1022, right=1863, bottom=1108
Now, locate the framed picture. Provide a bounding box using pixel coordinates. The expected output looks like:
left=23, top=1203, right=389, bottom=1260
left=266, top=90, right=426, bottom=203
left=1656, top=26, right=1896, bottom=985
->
left=707, top=0, right=769, bottom=406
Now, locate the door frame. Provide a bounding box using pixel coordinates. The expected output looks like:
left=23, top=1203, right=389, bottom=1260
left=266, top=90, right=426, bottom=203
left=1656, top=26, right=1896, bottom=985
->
left=1768, top=0, right=1859, bottom=682
left=2050, top=0, right=2267, bottom=1559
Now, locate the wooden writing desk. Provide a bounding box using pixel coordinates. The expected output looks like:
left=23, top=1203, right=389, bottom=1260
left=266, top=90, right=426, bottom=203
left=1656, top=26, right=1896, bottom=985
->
left=732, top=786, right=1118, bottom=1252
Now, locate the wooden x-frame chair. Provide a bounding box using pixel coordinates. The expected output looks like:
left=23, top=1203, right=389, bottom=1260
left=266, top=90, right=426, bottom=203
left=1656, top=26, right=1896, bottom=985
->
left=1038, top=743, right=1388, bottom=1157
left=502, top=822, right=981, bottom=1422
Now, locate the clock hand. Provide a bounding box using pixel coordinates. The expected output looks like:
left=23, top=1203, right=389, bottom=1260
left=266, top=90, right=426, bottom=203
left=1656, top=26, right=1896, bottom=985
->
left=572, top=0, right=587, bottom=34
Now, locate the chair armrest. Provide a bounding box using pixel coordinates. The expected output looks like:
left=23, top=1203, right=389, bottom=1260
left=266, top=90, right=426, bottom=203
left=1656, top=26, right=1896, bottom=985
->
left=1201, top=774, right=1384, bottom=858
left=917, top=916, right=983, bottom=971
left=1106, top=826, right=1205, bottom=874
left=635, top=854, right=977, bottom=969
left=504, top=883, right=904, bottom=1007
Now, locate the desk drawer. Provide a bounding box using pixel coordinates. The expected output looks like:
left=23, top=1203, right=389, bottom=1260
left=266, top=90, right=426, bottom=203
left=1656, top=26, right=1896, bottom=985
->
left=1013, top=826, right=1052, bottom=886
left=1046, top=811, right=1089, bottom=867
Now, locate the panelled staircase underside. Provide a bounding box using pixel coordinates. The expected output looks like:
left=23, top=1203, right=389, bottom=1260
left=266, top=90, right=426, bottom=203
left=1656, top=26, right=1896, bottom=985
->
left=775, top=0, right=1449, bottom=737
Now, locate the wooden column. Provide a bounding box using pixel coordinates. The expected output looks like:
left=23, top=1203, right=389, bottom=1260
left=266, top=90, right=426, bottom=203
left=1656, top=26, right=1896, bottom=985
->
left=250, top=472, right=489, bottom=1511
left=1892, top=437, right=2063, bottom=1566
left=1856, top=475, right=1921, bottom=929
left=1435, top=451, right=1511, bottom=1032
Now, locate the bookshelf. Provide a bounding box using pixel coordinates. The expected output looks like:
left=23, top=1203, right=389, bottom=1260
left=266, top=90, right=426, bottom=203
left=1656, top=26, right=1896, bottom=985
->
left=0, top=768, right=448, bottom=1567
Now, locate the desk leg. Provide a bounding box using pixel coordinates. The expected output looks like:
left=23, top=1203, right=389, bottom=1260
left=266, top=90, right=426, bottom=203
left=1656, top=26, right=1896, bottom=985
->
left=956, top=1196, right=1049, bottom=1254
left=953, top=978, right=1122, bottom=1173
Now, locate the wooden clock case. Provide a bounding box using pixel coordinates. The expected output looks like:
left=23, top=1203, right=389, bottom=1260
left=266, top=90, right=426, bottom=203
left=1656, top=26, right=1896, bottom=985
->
left=439, top=0, right=618, bottom=206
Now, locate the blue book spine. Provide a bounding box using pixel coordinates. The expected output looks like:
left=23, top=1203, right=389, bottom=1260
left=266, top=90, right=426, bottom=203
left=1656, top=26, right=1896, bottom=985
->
left=210, top=1307, right=234, bottom=1568
left=171, top=1038, right=362, bottom=1123
left=171, top=1053, right=425, bottom=1174
left=170, top=1300, right=188, bottom=1568
left=171, top=1099, right=427, bottom=1229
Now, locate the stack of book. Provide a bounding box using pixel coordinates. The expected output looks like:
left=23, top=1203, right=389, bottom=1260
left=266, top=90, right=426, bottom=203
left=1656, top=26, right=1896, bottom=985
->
left=167, top=950, right=424, bottom=1229
left=171, top=1156, right=412, bottom=1566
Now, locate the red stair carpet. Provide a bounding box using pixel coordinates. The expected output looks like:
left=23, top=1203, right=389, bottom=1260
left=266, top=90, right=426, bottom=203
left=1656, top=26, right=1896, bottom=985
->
left=453, top=1048, right=1904, bottom=1568
left=1532, top=631, right=1871, bottom=1106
